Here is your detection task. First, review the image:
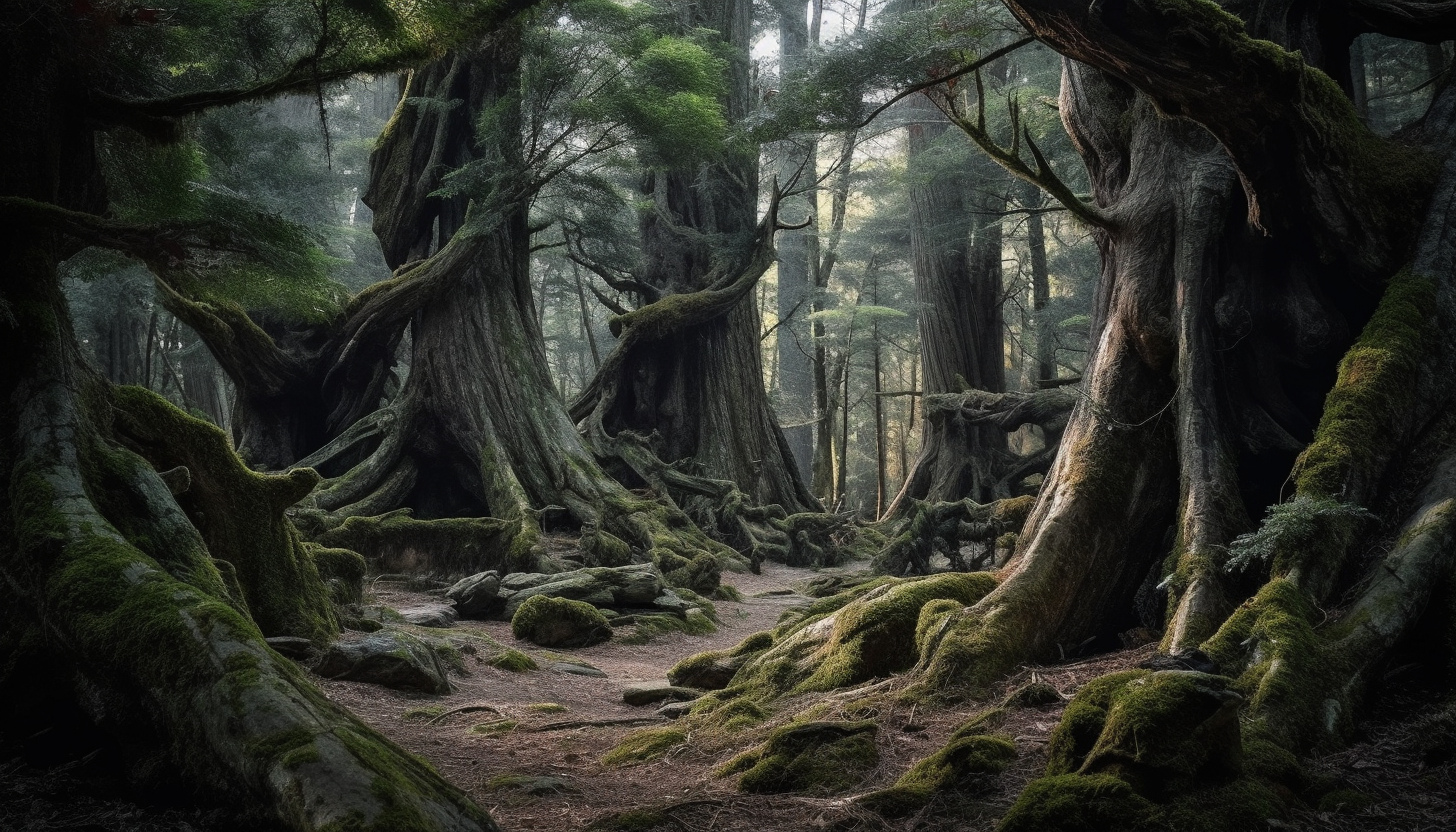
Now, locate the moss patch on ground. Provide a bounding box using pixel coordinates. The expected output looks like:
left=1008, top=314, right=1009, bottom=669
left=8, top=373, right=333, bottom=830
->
left=717, top=720, right=879, bottom=794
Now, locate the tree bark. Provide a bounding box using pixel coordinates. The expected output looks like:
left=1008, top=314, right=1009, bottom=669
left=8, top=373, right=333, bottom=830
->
left=885, top=87, right=1007, bottom=517
left=572, top=0, right=820, bottom=517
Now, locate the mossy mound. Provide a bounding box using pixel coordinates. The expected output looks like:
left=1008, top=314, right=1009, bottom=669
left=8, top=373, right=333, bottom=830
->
left=510, top=595, right=612, bottom=647
left=615, top=609, right=716, bottom=645
left=717, top=720, right=879, bottom=794
left=602, top=727, right=688, bottom=766
left=1047, top=670, right=1242, bottom=792
left=733, top=572, right=999, bottom=698
left=998, top=774, right=1158, bottom=832
left=859, top=734, right=1016, bottom=817
left=668, top=631, right=775, bottom=689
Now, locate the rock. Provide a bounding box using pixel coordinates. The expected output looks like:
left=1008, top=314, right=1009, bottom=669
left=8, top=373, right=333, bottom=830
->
left=652, top=590, right=694, bottom=615
left=396, top=604, right=458, bottom=628
left=314, top=631, right=452, bottom=694
left=265, top=636, right=318, bottom=660
left=446, top=571, right=503, bottom=618
left=511, top=594, right=612, bottom=648
left=498, top=563, right=665, bottom=617
left=668, top=653, right=745, bottom=690
left=623, top=682, right=702, bottom=707
left=657, top=700, right=697, bottom=719
left=550, top=661, right=607, bottom=678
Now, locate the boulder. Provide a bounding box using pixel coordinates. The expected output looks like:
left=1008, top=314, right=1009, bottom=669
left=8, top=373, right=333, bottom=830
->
left=396, top=603, right=458, bottom=628
left=623, top=681, right=702, bottom=707
left=668, top=653, right=746, bottom=690
left=510, top=595, right=612, bottom=648
left=264, top=636, right=319, bottom=661
left=314, top=631, right=452, bottom=694
left=445, top=570, right=503, bottom=618
left=499, top=563, right=665, bottom=617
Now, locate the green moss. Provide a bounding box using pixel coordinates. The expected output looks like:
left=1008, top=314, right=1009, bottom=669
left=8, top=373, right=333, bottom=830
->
left=110, top=386, right=337, bottom=645
left=861, top=734, right=1015, bottom=815
left=315, top=511, right=524, bottom=576
left=997, top=774, right=1158, bottom=832
left=469, top=719, right=518, bottom=735
left=711, top=584, right=745, bottom=602
left=307, top=544, right=367, bottom=606
left=1201, top=579, right=1341, bottom=748
left=510, top=594, right=612, bottom=647
left=1295, top=270, right=1433, bottom=499
left=772, top=573, right=998, bottom=695
left=601, top=727, right=688, bottom=766
left=724, top=720, right=879, bottom=794
left=526, top=702, right=567, bottom=713
left=950, top=707, right=1008, bottom=740
left=617, top=610, right=717, bottom=644
left=1044, top=671, right=1150, bottom=775
left=401, top=705, right=447, bottom=721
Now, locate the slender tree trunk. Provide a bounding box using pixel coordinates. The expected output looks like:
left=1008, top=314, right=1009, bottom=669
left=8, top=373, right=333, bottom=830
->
left=773, top=0, right=817, bottom=485
left=885, top=90, right=1007, bottom=516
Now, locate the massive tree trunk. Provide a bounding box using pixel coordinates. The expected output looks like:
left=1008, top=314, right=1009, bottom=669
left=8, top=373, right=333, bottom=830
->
left=909, top=0, right=1456, bottom=820
left=885, top=83, right=1008, bottom=517
left=691, top=0, right=1456, bottom=825
left=0, top=8, right=501, bottom=829
left=570, top=0, right=820, bottom=521
left=303, top=32, right=743, bottom=584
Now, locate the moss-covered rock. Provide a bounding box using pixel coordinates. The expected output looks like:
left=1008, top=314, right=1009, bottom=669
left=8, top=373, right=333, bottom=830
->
left=718, top=720, right=879, bottom=794
left=314, top=630, right=452, bottom=694
left=510, top=594, right=612, bottom=647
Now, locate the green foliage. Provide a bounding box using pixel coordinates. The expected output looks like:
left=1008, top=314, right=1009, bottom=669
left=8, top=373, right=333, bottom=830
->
left=1223, top=496, right=1373, bottom=575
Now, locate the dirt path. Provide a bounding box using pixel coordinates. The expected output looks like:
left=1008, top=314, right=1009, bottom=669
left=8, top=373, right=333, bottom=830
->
left=318, top=561, right=1100, bottom=832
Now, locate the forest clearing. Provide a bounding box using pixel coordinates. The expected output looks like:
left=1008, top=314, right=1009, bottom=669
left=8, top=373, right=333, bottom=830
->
left=5, top=0, right=1456, bottom=830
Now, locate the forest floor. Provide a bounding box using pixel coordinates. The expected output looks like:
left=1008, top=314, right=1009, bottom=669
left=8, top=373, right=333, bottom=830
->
left=1, top=549, right=1453, bottom=831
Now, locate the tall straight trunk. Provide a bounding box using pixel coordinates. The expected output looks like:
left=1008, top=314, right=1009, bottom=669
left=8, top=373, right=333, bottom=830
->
left=1021, top=181, right=1055, bottom=382
left=885, top=92, right=1006, bottom=516
left=774, top=0, right=817, bottom=484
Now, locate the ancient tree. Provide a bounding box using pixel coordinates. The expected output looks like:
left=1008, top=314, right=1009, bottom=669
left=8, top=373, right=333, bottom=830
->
left=664, top=0, right=1456, bottom=825
left=568, top=0, right=824, bottom=542
left=0, top=3, right=524, bottom=828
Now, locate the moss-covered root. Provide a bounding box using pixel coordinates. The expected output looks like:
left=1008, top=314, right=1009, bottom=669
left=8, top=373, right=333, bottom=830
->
left=601, top=727, right=688, bottom=766
left=599, top=493, right=743, bottom=594
left=313, top=509, right=527, bottom=577
left=716, top=721, right=879, bottom=794
left=1000, top=669, right=1289, bottom=832
left=875, top=495, right=1034, bottom=575
left=857, top=734, right=1016, bottom=817
left=731, top=573, right=999, bottom=699
left=9, top=403, right=499, bottom=829
left=110, top=385, right=338, bottom=644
